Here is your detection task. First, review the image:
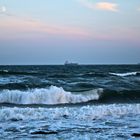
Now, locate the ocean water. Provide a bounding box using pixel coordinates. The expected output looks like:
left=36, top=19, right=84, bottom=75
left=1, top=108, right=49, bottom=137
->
left=0, top=65, right=140, bottom=139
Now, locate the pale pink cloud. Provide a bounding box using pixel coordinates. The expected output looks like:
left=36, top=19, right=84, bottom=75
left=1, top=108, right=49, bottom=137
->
left=0, top=16, right=90, bottom=40
left=95, top=2, right=118, bottom=12
left=1, top=17, right=139, bottom=43
left=79, top=0, right=118, bottom=12
left=0, top=15, right=139, bottom=43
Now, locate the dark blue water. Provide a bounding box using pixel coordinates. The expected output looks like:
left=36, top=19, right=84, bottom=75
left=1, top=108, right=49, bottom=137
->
left=0, top=65, right=140, bottom=139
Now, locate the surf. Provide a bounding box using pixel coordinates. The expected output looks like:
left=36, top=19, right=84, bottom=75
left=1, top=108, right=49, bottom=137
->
left=0, top=86, right=103, bottom=105
left=0, top=104, right=140, bottom=121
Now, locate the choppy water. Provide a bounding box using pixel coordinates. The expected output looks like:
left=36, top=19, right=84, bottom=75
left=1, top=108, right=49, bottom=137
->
left=0, top=65, right=140, bottom=139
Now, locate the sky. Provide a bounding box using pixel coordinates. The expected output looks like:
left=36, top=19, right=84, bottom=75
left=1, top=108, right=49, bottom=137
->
left=0, top=0, right=140, bottom=64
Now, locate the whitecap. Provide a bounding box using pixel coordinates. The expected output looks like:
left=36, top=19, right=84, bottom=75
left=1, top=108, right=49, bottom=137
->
left=109, top=72, right=139, bottom=77
left=0, top=86, right=103, bottom=105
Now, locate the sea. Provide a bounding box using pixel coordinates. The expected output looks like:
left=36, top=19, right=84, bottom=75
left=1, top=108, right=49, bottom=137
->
left=0, top=65, right=140, bottom=139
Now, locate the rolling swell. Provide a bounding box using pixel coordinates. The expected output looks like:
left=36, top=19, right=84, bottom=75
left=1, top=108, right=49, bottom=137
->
left=99, top=89, right=140, bottom=103
left=48, top=74, right=71, bottom=78
left=81, top=73, right=108, bottom=78
left=0, top=82, right=52, bottom=90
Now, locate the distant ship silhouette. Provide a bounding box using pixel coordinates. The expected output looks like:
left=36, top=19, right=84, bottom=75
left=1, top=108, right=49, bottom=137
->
left=64, top=61, right=78, bottom=66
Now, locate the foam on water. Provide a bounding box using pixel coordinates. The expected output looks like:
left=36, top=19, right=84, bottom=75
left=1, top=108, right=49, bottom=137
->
left=110, top=72, right=139, bottom=77
left=0, top=104, right=140, bottom=121
left=0, top=86, right=103, bottom=105
left=0, top=77, right=24, bottom=84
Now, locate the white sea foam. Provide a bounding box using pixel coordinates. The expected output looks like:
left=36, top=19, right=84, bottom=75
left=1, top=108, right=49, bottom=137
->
left=0, top=104, right=140, bottom=121
left=110, top=72, right=139, bottom=77
left=0, top=70, right=8, bottom=73
left=0, top=77, right=24, bottom=84
left=0, top=86, right=103, bottom=105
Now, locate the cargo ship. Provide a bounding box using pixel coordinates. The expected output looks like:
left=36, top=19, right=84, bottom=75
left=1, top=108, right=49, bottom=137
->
left=64, top=61, right=78, bottom=66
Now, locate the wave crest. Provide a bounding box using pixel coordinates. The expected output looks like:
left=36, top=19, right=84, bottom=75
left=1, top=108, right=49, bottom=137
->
left=109, top=72, right=139, bottom=77
left=0, top=86, right=103, bottom=105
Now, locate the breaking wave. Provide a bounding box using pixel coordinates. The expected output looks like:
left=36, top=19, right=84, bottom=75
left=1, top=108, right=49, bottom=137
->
left=0, top=86, right=140, bottom=105
left=109, top=72, right=140, bottom=77
left=0, top=86, right=103, bottom=105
